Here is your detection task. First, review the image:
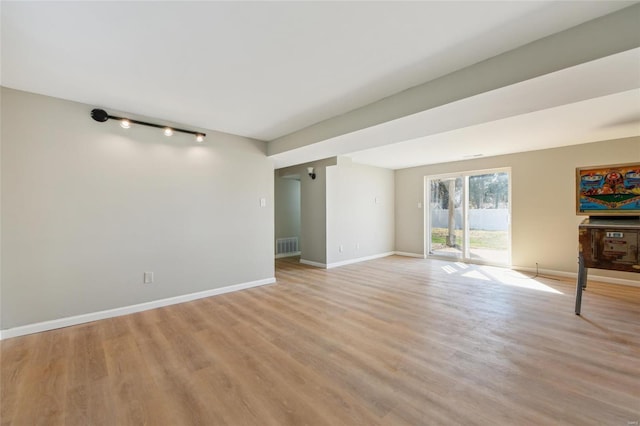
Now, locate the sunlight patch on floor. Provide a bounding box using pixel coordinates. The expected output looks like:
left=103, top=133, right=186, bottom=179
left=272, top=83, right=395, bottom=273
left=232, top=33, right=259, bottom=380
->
left=461, top=270, right=491, bottom=281
left=442, top=265, right=457, bottom=274
left=481, top=267, right=564, bottom=294
left=440, top=261, right=564, bottom=294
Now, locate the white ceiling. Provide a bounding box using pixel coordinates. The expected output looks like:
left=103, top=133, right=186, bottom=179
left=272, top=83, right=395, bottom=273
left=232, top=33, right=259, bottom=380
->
left=1, top=0, right=634, bottom=147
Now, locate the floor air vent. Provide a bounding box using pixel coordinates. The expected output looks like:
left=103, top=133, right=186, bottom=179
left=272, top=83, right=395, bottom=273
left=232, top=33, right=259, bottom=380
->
left=276, top=237, right=300, bottom=257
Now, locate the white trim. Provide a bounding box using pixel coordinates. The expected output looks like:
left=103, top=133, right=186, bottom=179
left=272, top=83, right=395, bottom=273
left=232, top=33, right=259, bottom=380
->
left=326, top=252, right=395, bottom=269
left=587, top=273, right=639, bottom=287
left=275, top=251, right=301, bottom=259
left=513, top=266, right=639, bottom=287
left=0, top=277, right=276, bottom=340
left=299, top=259, right=327, bottom=268
left=394, top=251, right=426, bottom=258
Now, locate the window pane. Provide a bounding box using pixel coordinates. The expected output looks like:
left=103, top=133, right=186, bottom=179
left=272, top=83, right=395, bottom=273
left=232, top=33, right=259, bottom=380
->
left=467, top=172, right=509, bottom=264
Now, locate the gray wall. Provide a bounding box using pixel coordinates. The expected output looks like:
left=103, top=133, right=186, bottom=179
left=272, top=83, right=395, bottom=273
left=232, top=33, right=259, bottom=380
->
left=326, top=162, right=394, bottom=264
left=395, top=136, right=640, bottom=279
left=1, top=87, right=275, bottom=329
left=0, top=88, right=3, bottom=328
left=274, top=176, right=300, bottom=241
left=299, top=163, right=327, bottom=265
left=277, top=158, right=338, bottom=265
left=277, top=157, right=394, bottom=266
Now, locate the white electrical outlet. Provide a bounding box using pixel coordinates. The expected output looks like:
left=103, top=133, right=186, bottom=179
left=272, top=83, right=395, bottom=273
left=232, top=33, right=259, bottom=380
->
left=356, top=243, right=360, bottom=251
left=259, top=197, right=266, bottom=207
left=339, top=245, right=344, bottom=253
left=144, top=272, right=154, bottom=284
left=417, top=202, right=423, bottom=208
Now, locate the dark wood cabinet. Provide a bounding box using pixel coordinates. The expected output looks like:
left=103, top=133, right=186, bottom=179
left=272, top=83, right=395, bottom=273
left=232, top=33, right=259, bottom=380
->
left=579, top=218, right=640, bottom=272
left=575, top=218, right=640, bottom=314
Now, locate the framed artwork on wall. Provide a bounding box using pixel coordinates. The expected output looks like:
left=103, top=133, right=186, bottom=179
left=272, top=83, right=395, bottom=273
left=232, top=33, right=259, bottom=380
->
left=576, top=162, right=640, bottom=216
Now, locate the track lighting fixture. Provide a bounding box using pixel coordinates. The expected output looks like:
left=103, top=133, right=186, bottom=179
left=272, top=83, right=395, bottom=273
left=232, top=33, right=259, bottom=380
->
left=91, top=108, right=206, bottom=142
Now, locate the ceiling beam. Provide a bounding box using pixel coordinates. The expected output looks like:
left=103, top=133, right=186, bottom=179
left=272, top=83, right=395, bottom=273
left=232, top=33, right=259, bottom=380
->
left=268, top=4, right=640, bottom=166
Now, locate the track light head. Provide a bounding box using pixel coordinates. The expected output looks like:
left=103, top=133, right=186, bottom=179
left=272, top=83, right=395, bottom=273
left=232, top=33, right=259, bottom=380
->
left=307, top=167, right=316, bottom=180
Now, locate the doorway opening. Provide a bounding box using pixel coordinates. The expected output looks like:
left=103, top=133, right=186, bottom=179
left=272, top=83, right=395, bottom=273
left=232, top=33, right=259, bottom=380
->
left=274, top=173, right=301, bottom=259
left=426, top=168, right=511, bottom=266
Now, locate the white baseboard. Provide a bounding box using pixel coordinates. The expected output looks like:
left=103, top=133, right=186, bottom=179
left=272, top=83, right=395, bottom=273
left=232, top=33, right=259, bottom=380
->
left=299, top=259, right=327, bottom=268
left=275, top=251, right=301, bottom=259
left=394, top=251, right=425, bottom=258
left=301, top=252, right=396, bottom=269
left=0, top=277, right=276, bottom=340
left=327, top=252, right=395, bottom=269
left=588, top=274, right=639, bottom=287
left=513, top=266, right=639, bottom=287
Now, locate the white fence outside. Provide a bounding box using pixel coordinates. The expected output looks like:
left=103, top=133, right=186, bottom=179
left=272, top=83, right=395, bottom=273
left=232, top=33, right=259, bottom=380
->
left=430, top=208, right=508, bottom=231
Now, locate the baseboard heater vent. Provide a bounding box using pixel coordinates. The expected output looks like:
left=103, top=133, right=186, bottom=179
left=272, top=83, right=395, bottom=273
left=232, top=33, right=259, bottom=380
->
left=276, top=237, right=300, bottom=258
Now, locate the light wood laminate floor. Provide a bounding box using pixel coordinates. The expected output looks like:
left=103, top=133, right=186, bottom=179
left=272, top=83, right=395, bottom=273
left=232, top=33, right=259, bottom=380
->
left=2, top=256, right=639, bottom=425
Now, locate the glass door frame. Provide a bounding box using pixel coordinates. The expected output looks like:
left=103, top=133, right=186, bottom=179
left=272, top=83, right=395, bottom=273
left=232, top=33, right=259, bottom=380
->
left=424, top=167, right=512, bottom=267
left=424, top=173, right=466, bottom=261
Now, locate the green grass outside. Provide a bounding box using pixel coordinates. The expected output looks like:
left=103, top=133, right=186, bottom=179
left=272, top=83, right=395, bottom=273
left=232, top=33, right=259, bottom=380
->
left=431, top=228, right=508, bottom=250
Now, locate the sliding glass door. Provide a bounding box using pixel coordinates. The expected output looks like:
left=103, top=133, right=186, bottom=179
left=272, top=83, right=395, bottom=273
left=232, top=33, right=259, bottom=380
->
left=467, top=172, right=510, bottom=264
left=428, top=177, right=464, bottom=259
left=427, top=169, right=511, bottom=265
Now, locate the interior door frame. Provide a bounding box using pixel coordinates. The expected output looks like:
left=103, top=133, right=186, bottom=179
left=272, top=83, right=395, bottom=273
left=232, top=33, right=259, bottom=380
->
left=424, top=167, right=512, bottom=267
